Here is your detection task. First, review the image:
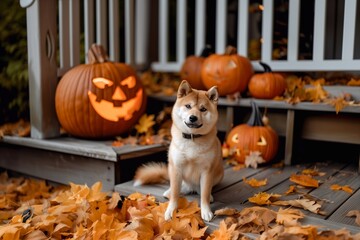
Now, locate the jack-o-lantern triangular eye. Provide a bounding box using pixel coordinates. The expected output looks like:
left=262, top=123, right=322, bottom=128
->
left=257, top=136, right=267, bottom=146
left=232, top=133, right=239, bottom=143
left=227, top=60, right=237, bottom=69
left=121, top=76, right=136, bottom=88
left=92, top=77, right=114, bottom=89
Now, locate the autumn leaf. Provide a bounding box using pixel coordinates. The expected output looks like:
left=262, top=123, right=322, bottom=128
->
left=347, top=78, right=360, bottom=86
left=214, top=208, right=238, bottom=216
left=248, top=192, right=281, bottom=205
left=285, top=185, right=297, bottom=195
left=273, top=198, right=323, bottom=215
left=330, top=184, right=353, bottom=194
left=276, top=208, right=304, bottom=227
left=326, top=95, right=349, bottom=114
left=346, top=210, right=360, bottom=226
left=243, top=177, right=268, bottom=188
left=135, top=114, right=156, bottom=134
left=289, top=174, right=319, bottom=188
left=207, top=220, right=238, bottom=240
left=244, top=151, right=265, bottom=169
left=301, top=168, right=325, bottom=177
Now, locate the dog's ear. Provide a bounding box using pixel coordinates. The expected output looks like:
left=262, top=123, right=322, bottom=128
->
left=177, top=80, right=192, bottom=98
left=206, top=86, right=219, bottom=104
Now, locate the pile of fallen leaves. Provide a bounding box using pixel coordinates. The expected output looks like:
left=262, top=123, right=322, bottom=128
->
left=112, top=109, right=172, bottom=147
left=0, top=119, right=30, bottom=138
left=0, top=172, right=208, bottom=239
left=1, top=172, right=360, bottom=239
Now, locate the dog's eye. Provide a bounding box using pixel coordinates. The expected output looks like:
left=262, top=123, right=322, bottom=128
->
left=185, top=104, right=191, bottom=109
left=200, top=107, right=207, bottom=112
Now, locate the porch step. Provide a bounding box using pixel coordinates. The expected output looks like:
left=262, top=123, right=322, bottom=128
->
left=0, top=136, right=167, bottom=191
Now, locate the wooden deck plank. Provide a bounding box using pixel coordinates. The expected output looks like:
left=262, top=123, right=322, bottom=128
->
left=328, top=187, right=360, bottom=227
left=213, top=164, right=306, bottom=203
left=306, top=163, right=360, bottom=220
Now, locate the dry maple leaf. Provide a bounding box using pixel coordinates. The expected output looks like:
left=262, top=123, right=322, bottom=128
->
left=276, top=208, right=304, bottom=227
left=285, top=185, right=297, bottom=195
left=207, top=220, right=238, bottom=240
left=305, top=79, right=328, bottom=102
left=346, top=210, right=360, bottom=226
left=301, top=168, right=326, bottom=177
left=347, top=78, right=360, bottom=86
left=289, top=174, right=319, bottom=188
left=135, top=114, right=156, bottom=134
left=326, top=95, right=349, bottom=114
left=214, top=208, right=238, bottom=216
left=248, top=192, right=281, bottom=205
left=244, top=151, right=265, bottom=169
left=330, top=184, right=353, bottom=194
left=273, top=198, right=323, bottom=215
left=243, top=177, right=268, bottom=188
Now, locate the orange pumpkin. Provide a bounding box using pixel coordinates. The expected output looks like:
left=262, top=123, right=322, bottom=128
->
left=248, top=62, right=286, bottom=99
left=201, top=46, right=253, bottom=96
left=226, top=101, right=278, bottom=163
left=180, top=46, right=212, bottom=90
left=55, top=44, right=146, bottom=139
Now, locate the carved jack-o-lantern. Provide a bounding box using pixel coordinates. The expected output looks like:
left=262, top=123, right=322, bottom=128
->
left=226, top=102, right=279, bottom=163
left=201, top=46, right=253, bottom=96
left=55, top=44, right=146, bottom=139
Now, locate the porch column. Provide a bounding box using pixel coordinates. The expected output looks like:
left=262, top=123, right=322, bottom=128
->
left=20, top=0, right=60, bottom=139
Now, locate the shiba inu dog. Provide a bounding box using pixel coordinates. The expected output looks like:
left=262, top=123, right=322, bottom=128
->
left=134, top=80, right=224, bottom=221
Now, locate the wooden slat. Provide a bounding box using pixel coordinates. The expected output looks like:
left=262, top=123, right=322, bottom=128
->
left=195, top=0, right=206, bottom=55
left=84, top=0, right=94, bottom=63
left=215, top=0, right=227, bottom=53
left=284, top=110, right=295, bottom=165
left=69, top=0, right=80, bottom=66
left=96, top=0, right=107, bottom=49
left=261, top=0, right=274, bottom=62
left=287, top=0, right=300, bottom=61
left=58, top=0, right=70, bottom=70
left=108, top=0, right=120, bottom=62
left=159, top=0, right=168, bottom=63
left=135, top=0, right=150, bottom=67
left=313, top=0, right=327, bottom=61
left=237, top=0, right=249, bottom=56
left=176, top=0, right=186, bottom=63
left=125, top=0, right=134, bottom=65
left=342, top=0, right=357, bottom=60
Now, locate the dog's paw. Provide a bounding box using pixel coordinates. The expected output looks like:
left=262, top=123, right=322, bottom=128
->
left=164, top=202, right=177, bottom=221
left=201, top=206, right=214, bottom=222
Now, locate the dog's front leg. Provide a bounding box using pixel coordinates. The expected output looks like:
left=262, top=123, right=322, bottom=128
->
left=164, top=162, right=182, bottom=221
left=200, top=171, right=214, bottom=221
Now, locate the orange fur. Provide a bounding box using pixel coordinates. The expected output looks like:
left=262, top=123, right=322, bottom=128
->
left=133, top=162, right=169, bottom=186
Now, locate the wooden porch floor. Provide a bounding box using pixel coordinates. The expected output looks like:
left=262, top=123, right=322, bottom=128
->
left=115, top=160, right=360, bottom=235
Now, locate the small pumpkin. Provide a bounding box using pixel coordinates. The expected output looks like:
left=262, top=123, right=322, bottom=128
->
left=226, top=101, right=278, bottom=163
left=180, top=45, right=212, bottom=90
left=248, top=62, right=286, bottom=99
left=55, top=44, right=146, bottom=139
left=201, top=45, right=253, bottom=96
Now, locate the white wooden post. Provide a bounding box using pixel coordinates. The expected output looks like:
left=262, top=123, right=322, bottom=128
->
left=135, top=0, right=150, bottom=69
left=20, top=0, right=60, bottom=139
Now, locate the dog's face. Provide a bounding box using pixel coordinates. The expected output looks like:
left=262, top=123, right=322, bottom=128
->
left=172, top=80, right=219, bottom=135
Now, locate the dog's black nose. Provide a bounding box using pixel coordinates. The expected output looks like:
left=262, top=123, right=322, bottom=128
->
left=189, top=115, right=198, bottom=123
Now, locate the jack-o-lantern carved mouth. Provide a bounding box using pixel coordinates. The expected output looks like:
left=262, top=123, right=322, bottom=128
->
left=88, top=88, right=143, bottom=122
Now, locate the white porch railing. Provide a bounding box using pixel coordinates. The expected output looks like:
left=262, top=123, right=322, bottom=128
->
left=21, top=0, right=360, bottom=138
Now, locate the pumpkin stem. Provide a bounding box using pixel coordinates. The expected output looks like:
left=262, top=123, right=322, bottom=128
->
left=88, top=44, right=109, bottom=64
left=200, top=45, right=213, bottom=57
left=259, top=62, right=272, bottom=73
left=225, top=45, right=237, bottom=55
left=247, top=101, right=264, bottom=127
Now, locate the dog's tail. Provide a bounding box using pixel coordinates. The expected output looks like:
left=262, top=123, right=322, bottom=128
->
left=133, top=162, right=169, bottom=186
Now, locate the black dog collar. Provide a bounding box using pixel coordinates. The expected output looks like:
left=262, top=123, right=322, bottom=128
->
left=182, top=133, right=203, bottom=140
